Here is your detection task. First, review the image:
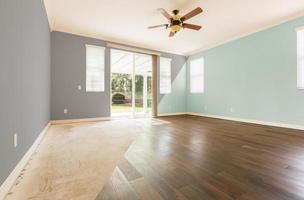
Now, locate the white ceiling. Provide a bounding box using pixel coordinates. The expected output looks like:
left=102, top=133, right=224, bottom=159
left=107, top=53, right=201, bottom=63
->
left=44, top=0, right=304, bottom=56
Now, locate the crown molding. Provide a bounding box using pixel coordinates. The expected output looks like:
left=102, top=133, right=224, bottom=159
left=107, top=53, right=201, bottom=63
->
left=51, top=30, right=186, bottom=57
left=186, top=13, right=304, bottom=56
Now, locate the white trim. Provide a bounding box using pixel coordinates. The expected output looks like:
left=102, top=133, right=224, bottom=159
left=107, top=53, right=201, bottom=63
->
left=157, top=112, right=304, bottom=130
left=51, top=13, right=304, bottom=56
left=0, top=122, right=51, bottom=200
left=158, top=112, right=187, bottom=117
left=0, top=113, right=302, bottom=199
left=187, top=112, right=304, bottom=131
left=187, top=13, right=304, bottom=56
left=107, top=43, right=161, bottom=56
left=296, top=26, right=304, bottom=32
left=51, top=114, right=304, bottom=130
left=85, top=44, right=106, bottom=50
left=51, top=30, right=185, bottom=56
left=51, top=117, right=111, bottom=125
left=159, top=57, right=172, bottom=62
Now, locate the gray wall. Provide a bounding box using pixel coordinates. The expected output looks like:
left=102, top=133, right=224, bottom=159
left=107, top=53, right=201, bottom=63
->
left=51, top=31, right=187, bottom=120
left=0, top=0, right=50, bottom=185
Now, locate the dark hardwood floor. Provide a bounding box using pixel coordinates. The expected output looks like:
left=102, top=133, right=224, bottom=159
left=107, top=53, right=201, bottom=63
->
left=96, top=115, right=304, bottom=200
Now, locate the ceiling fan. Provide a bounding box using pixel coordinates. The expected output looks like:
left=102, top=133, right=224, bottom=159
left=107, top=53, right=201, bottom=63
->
left=148, top=7, right=203, bottom=37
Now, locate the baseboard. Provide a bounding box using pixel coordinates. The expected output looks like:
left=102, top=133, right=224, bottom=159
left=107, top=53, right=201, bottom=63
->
left=0, top=122, right=51, bottom=200
left=51, top=117, right=111, bottom=125
left=186, top=112, right=304, bottom=131
left=158, top=112, right=187, bottom=117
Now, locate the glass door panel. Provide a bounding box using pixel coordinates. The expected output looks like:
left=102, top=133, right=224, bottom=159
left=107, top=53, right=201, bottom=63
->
left=111, top=50, right=133, bottom=116
left=147, top=76, right=152, bottom=113
left=134, top=54, right=152, bottom=115
left=135, top=75, right=144, bottom=114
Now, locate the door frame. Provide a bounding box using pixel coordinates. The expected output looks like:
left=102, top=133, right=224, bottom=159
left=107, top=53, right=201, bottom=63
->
left=110, top=48, right=157, bottom=117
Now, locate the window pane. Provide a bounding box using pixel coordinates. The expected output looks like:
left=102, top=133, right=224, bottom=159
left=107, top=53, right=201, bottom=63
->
left=86, top=45, right=105, bottom=92
left=298, top=28, right=304, bottom=89
left=160, top=57, right=171, bottom=94
left=190, top=57, right=204, bottom=93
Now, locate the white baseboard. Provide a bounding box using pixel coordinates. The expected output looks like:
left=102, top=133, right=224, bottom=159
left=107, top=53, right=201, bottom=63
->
left=187, top=112, right=304, bottom=131
left=1, top=113, right=302, bottom=199
left=0, top=122, right=51, bottom=200
left=158, top=112, right=187, bottom=117
left=51, top=117, right=111, bottom=125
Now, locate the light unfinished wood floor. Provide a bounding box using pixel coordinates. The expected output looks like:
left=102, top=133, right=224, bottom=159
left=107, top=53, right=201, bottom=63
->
left=5, top=118, right=165, bottom=200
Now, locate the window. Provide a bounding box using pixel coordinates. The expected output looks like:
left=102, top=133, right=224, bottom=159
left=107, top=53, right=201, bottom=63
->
left=86, top=44, right=105, bottom=92
left=190, top=57, right=204, bottom=93
left=297, top=27, right=304, bottom=89
left=160, top=57, right=171, bottom=94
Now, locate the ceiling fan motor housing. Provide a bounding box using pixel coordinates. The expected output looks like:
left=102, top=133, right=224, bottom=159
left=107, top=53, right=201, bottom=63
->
left=172, top=9, right=179, bottom=15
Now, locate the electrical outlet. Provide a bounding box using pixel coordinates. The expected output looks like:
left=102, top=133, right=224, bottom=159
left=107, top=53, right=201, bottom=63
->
left=64, top=108, right=68, bottom=114
left=230, top=107, right=234, bottom=113
left=14, top=133, right=18, bottom=148
left=78, top=85, right=82, bottom=90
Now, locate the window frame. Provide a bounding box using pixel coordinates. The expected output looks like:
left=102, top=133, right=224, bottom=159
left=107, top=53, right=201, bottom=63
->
left=85, top=44, right=106, bottom=92
left=297, top=26, right=304, bottom=90
left=190, top=57, right=205, bottom=94
left=159, top=57, right=172, bottom=94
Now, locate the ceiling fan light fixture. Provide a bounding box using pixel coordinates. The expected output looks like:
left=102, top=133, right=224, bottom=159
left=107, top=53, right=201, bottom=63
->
left=148, top=7, right=203, bottom=37
left=170, top=25, right=181, bottom=33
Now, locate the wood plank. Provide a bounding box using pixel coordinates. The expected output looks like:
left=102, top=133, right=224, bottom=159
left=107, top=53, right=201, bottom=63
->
left=130, top=178, right=165, bottom=200
left=117, top=157, right=142, bottom=182
left=95, top=167, right=139, bottom=200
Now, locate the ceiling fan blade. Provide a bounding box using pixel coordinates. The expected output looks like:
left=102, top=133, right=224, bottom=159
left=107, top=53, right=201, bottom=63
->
left=157, top=8, right=172, bottom=20
left=148, top=24, right=168, bottom=29
left=183, top=23, right=202, bottom=30
left=181, top=7, right=203, bottom=21
left=169, top=31, right=175, bottom=37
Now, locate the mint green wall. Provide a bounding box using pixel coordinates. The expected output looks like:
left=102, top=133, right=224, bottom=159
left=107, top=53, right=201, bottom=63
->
left=158, top=52, right=187, bottom=114
left=187, top=16, right=304, bottom=125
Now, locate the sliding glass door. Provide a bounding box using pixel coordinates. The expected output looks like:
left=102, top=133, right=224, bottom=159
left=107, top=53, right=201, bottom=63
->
left=111, top=49, right=152, bottom=117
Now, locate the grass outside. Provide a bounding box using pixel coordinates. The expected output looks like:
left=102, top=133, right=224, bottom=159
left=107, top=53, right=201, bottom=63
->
left=112, top=104, right=152, bottom=113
